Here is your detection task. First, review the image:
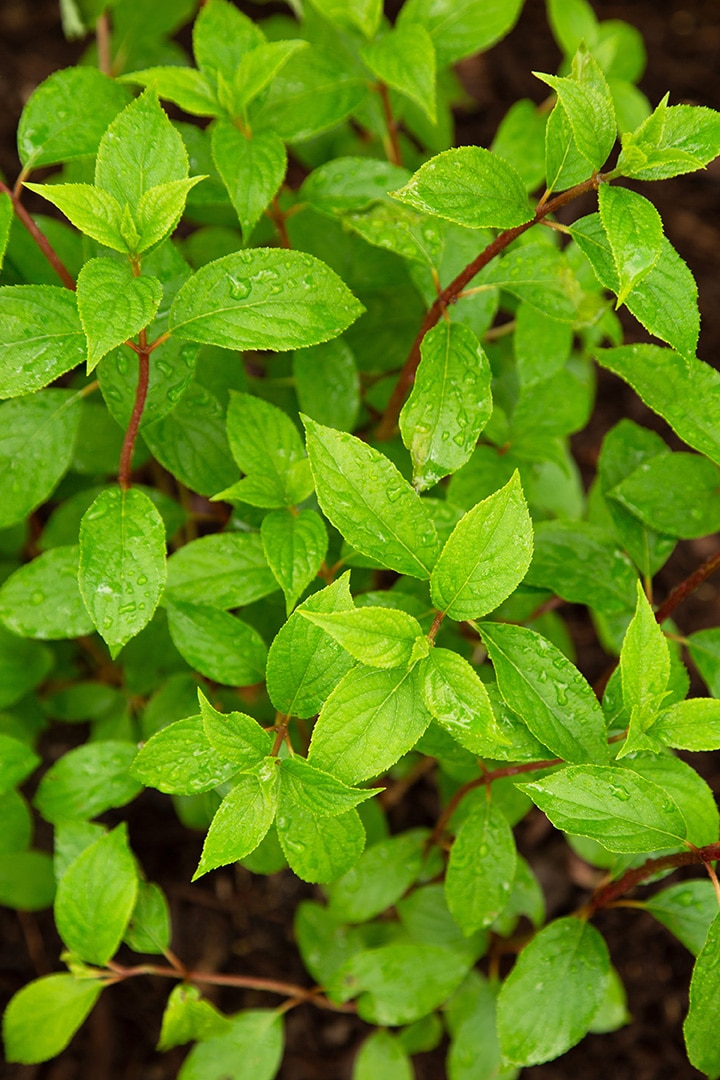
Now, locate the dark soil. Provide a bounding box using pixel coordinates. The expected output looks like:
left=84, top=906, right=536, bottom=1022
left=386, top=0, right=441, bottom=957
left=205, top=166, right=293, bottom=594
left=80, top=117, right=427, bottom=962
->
left=1, top=1, right=720, bottom=1078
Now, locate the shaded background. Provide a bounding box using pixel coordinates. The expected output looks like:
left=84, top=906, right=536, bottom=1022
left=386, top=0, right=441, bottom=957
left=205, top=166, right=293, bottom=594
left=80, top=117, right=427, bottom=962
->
left=1, top=1, right=719, bottom=1076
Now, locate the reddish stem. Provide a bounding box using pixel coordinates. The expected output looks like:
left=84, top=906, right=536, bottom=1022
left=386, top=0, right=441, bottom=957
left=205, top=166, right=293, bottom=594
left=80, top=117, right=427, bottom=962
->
left=377, top=82, right=402, bottom=167
left=582, top=842, right=720, bottom=917
left=376, top=174, right=602, bottom=440
left=654, top=549, right=720, bottom=625
left=118, top=333, right=149, bottom=490
left=0, top=180, right=76, bottom=290
left=96, top=12, right=112, bottom=76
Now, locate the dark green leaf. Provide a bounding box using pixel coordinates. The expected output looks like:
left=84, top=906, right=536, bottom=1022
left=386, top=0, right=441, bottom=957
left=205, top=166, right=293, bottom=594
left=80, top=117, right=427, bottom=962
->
left=0, top=625, right=52, bottom=708
left=211, top=123, right=286, bottom=241
left=0, top=545, right=94, bottom=639
left=398, top=0, right=524, bottom=66
left=0, top=735, right=39, bottom=795
left=143, top=384, right=237, bottom=497
left=362, top=24, right=436, bottom=123
left=353, top=1030, right=413, bottom=1080
left=276, top=804, right=365, bottom=884
left=0, top=286, right=85, bottom=399
left=525, top=521, right=637, bottom=616
left=327, top=829, right=429, bottom=923
left=646, top=881, right=720, bottom=956
left=124, top=881, right=171, bottom=955
left=157, top=984, right=230, bottom=1051
left=0, top=851, right=55, bottom=911
left=177, top=1009, right=284, bottom=1080
left=684, top=911, right=720, bottom=1078
left=293, top=339, right=360, bottom=433
left=166, top=532, right=277, bottom=609
left=609, top=452, right=720, bottom=539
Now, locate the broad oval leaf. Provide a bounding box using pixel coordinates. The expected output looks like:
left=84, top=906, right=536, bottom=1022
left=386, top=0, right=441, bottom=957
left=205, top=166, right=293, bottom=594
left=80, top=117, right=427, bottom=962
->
left=76, top=259, right=163, bottom=372
left=0, top=286, right=85, bottom=399
left=276, top=804, right=366, bottom=884
left=178, top=1010, right=284, bottom=1080
left=420, top=647, right=507, bottom=755
left=169, top=249, right=364, bottom=351
left=261, top=509, right=328, bottom=615
left=131, top=715, right=241, bottom=795
left=34, top=741, right=143, bottom=823
left=446, top=796, right=517, bottom=934
left=165, top=599, right=267, bottom=687
left=2, top=974, right=103, bottom=1065
left=166, top=532, right=277, bottom=609
left=193, top=766, right=279, bottom=879
left=0, top=545, right=93, bottom=640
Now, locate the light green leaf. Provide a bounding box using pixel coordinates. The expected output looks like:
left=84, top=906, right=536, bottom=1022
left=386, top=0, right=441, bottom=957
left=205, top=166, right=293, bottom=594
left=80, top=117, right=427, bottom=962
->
left=135, top=177, right=205, bottom=254
left=265, top=573, right=355, bottom=719
left=307, top=0, right=382, bottom=38
left=76, top=259, right=163, bottom=372
left=392, top=146, right=532, bottom=230
left=177, top=1009, right=284, bottom=1080
left=124, top=881, right=171, bottom=955
left=625, top=752, right=718, bottom=849
left=646, top=881, right=720, bottom=956
left=354, top=1030, right=413, bottom=1080
left=547, top=0, right=598, bottom=56
left=492, top=98, right=548, bottom=193
left=595, top=345, right=720, bottom=464
left=34, top=741, right=142, bottom=823
left=0, top=285, right=85, bottom=399
left=54, top=823, right=138, bottom=965
left=398, top=0, right=524, bottom=66
left=157, top=984, right=230, bottom=1051
left=131, top=715, right=241, bottom=795
left=78, top=487, right=167, bottom=659
left=497, top=918, right=610, bottom=1065
left=535, top=47, right=616, bottom=169
left=17, top=66, right=131, bottom=169
left=362, top=24, right=436, bottom=123
left=327, top=829, right=428, bottom=924
left=0, top=735, right=39, bottom=795
left=0, top=789, right=32, bottom=854
left=261, top=509, right=327, bottom=614
left=520, top=764, right=688, bottom=852
left=525, top=521, right=637, bottom=616
left=23, top=182, right=127, bottom=252
left=198, top=690, right=272, bottom=768
left=2, top=974, right=103, bottom=1065
left=420, top=647, right=508, bottom=755
left=446, top=796, right=517, bottom=934
left=194, top=765, right=278, bottom=879
left=119, top=66, right=222, bottom=118
left=618, top=99, right=720, bottom=181
left=233, top=40, right=307, bottom=113
left=279, top=757, right=377, bottom=817
left=609, top=451, right=720, bottom=540
left=300, top=606, right=426, bottom=669
left=0, top=389, right=82, bottom=529
left=617, top=582, right=670, bottom=757
left=223, top=391, right=310, bottom=509
left=309, top=663, right=432, bottom=783
left=483, top=241, right=580, bottom=322
left=212, top=123, right=286, bottom=242
left=545, top=99, right=594, bottom=192
left=293, top=339, right=360, bottom=433
left=598, top=184, right=663, bottom=305
left=400, top=321, right=492, bottom=491
left=276, top=804, right=365, bottom=884
left=479, top=622, right=609, bottom=764
left=304, top=416, right=441, bottom=579
left=431, top=472, right=533, bottom=621
left=170, top=249, right=363, bottom=350
left=648, top=699, right=720, bottom=752
left=342, top=201, right=443, bottom=268
left=165, top=600, right=266, bottom=687
left=166, top=532, right=277, bottom=609
left=685, top=911, right=720, bottom=1078
left=0, top=545, right=93, bottom=639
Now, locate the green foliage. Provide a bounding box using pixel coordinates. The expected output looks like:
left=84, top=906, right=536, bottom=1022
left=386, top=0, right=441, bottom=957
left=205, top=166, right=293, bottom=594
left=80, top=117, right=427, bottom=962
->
left=1, top=1, right=719, bottom=1077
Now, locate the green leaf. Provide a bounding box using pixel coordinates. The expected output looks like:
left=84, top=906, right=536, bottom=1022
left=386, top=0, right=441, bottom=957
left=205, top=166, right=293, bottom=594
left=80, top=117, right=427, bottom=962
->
left=342, top=201, right=443, bottom=269
left=157, top=984, right=230, bottom=1051
left=76, top=259, right=163, bottom=372
left=300, top=157, right=410, bottom=216
left=23, top=182, right=127, bottom=253
left=535, top=47, right=616, bottom=169
left=419, top=647, right=508, bottom=755
left=300, top=606, right=426, bottom=669
left=309, top=663, right=432, bottom=784
left=431, top=472, right=533, bottom=621
left=265, top=573, right=356, bottom=718
left=479, top=622, right=609, bottom=764
left=0, top=285, right=85, bottom=399
left=445, top=972, right=505, bottom=1080
left=0, top=736, right=39, bottom=795
left=446, top=795, right=517, bottom=934
left=276, top=803, right=365, bottom=883
left=177, top=1009, right=284, bottom=1080
left=337, top=943, right=470, bottom=1025
left=545, top=99, right=594, bottom=192
left=0, top=790, right=32, bottom=854
left=327, top=829, right=428, bottom=923
left=687, top=628, right=720, bottom=696
left=211, top=123, right=286, bottom=242
left=362, top=24, right=436, bottom=123
left=307, top=0, right=382, bottom=38
left=134, top=177, right=205, bottom=254
left=124, top=881, right=171, bottom=955
left=166, top=532, right=277, bottom=609
left=547, top=0, right=598, bottom=56
left=54, top=823, right=138, bottom=965
left=78, top=487, right=167, bottom=659
left=618, top=99, right=720, bottom=181
left=193, top=0, right=264, bottom=87
left=0, top=389, right=82, bottom=529
left=685, top=911, right=720, bottom=1078
left=17, top=66, right=131, bottom=169
left=2, top=974, right=103, bottom=1065
left=526, top=521, right=637, bottom=616
left=492, top=98, right=548, bottom=193
left=260, top=510, right=327, bottom=614
left=170, top=249, right=363, bottom=350
left=293, top=339, right=360, bottom=433
left=198, top=690, right=273, bottom=768
left=304, top=417, right=441, bottom=579
left=194, top=765, right=278, bottom=879
left=598, top=184, right=663, bottom=305
left=0, top=851, right=56, bottom=911
left=279, top=757, right=376, bottom=817
left=0, top=191, right=11, bottom=274
left=224, top=392, right=310, bottom=509
left=233, top=39, right=307, bottom=113
left=483, top=242, right=580, bottom=322
left=392, top=146, right=532, bottom=230
left=120, top=66, right=222, bottom=118
left=573, top=215, right=699, bottom=360
left=625, top=751, right=718, bottom=849
left=617, top=582, right=671, bottom=757
left=520, top=764, right=688, bottom=852
left=399, top=321, right=492, bottom=491
left=497, top=918, right=610, bottom=1065
left=131, top=716, right=241, bottom=795
left=95, top=90, right=189, bottom=210
left=354, top=1030, right=413, bottom=1080
left=165, top=600, right=267, bottom=687
left=398, top=0, right=524, bottom=66
left=0, top=545, right=93, bottom=640
left=34, top=741, right=142, bottom=823
left=648, top=699, right=720, bottom=752
left=646, top=881, right=720, bottom=956
left=0, top=625, right=52, bottom=708
left=609, top=451, right=720, bottom=540
left=595, top=345, right=720, bottom=464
